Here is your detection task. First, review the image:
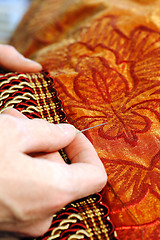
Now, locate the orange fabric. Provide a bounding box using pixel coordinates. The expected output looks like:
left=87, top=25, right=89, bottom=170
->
left=11, top=0, right=160, bottom=239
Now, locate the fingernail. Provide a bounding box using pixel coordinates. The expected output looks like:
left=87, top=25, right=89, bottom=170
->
left=24, top=58, right=42, bottom=68
left=57, top=123, right=76, bottom=135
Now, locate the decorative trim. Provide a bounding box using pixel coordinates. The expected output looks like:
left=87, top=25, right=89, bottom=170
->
left=0, top=72, right=41, bottom=119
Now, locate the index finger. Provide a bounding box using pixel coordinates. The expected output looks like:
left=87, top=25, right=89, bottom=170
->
left=0, top=44, right=42, bottom=72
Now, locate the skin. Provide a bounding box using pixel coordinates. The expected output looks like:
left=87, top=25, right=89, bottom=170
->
left=0, top=45, right=107, bottom=237
left=0, top=44, right=42, bottom=72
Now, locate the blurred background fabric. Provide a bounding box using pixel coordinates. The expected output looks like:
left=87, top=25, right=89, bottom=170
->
left=0, top=0, right=31, bottom=43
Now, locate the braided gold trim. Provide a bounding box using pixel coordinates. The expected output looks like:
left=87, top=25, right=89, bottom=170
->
left=0, top=73, right=39, bottom=114
left=68, top=229, right=90, bottom=240
left=27, top=73, right=46, bottom=120
left=46, top=213, right=89, bottom=240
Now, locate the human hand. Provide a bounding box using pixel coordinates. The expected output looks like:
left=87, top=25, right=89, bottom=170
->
left=0, top=109, right=107, bottom=237
left=0, top=44, right=42, bottom=72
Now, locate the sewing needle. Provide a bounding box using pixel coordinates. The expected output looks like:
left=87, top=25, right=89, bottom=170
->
left=77, top=122, right=108, bottom=133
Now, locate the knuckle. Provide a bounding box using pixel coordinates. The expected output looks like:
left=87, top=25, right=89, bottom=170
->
left=13, top=201, right=31, bottom=222
left=10, top=206, right=28, bottom=224
left=1, top=114, right=18, bottom=129
left=16, top=208, right=28, bottom=222
left=13, top=214, right=48, bottom=237
left=0, top=115, right=22, bottom=140
left=14, top=205, right=35, bottom=225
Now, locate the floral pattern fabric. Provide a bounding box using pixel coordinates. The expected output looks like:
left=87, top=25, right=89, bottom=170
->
left=10, top=0, right=160, bottom=239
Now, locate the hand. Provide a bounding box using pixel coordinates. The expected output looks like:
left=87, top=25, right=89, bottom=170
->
left=0, top=109, right=107, bottom=237
left=0, top=44, right=42, bottom=72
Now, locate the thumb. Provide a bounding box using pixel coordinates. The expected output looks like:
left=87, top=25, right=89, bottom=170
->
left=14, top=118, right=77, bottom=153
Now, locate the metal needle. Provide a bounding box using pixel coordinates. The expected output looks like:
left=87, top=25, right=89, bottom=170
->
left=77, top=122, right=108, bottom=133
